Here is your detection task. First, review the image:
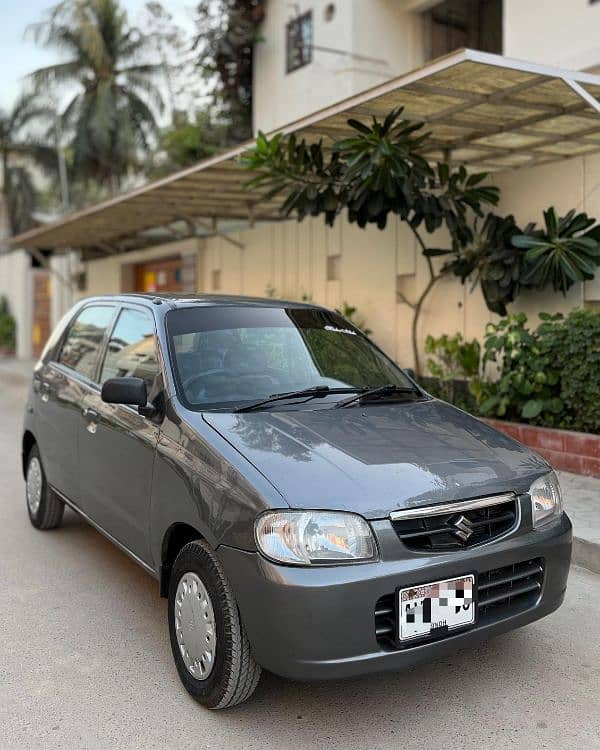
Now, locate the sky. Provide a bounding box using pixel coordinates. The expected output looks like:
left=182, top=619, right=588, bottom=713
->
left=0, top=0, right=196, bottom=111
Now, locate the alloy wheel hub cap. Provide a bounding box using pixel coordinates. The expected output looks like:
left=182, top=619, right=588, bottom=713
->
left=26, top=457, right=42, bottom=515
left=174, top=572, right=216, bottom=680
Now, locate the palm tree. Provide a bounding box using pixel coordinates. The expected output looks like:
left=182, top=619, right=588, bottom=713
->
left=28, top=0, right=165, bottom=188
left=0, top=92, right=56, bottom=235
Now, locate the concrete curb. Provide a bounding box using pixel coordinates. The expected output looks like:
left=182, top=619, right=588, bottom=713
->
left=572, top=537, right=600, bottom=576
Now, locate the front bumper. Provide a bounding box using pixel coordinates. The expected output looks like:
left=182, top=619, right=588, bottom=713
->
left=217, top=511, right=572, bottom=681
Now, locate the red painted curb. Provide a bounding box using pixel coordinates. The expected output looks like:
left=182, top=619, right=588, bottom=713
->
left=483, top=419, right=600, bottom=479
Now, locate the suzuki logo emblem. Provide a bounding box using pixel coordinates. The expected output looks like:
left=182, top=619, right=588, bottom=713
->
left=450, top=514, right=474, bottom=542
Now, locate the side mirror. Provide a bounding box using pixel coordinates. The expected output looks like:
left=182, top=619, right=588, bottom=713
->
left=404, top=368, right=416, bottom=381
left=101, top=377, right=147, bottom=407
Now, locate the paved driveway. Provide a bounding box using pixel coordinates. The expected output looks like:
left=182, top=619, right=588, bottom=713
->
left=1, top=380, right=599, bottom=750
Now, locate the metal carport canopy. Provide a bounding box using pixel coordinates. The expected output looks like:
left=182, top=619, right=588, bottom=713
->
left=9, top=48, right=600, bottom=258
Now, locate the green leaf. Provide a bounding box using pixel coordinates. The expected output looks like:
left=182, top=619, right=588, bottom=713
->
left=521, top=399, right=544, bottom=419
left=347, top=118, right=372, bottom=135
left=466, top=172, right=488, bottom=187
left=544, top=207, right=559, bottom=238
left=479, top=397, right=499, bottom=414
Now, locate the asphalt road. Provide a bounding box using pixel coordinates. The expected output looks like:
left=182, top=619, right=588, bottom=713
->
left=1, top=380, right=599, bottom=750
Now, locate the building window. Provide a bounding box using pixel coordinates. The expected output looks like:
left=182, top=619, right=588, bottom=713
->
left=286, top=11, right=313, bottom=73
left=212, top=269, right=221, bottom=291
left=425, top=0, right=503, bottom=60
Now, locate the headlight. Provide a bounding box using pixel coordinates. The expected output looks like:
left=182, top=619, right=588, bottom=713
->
left=255, top=510, right=378, bottom=566
left=529, top=471, right=563, bottom=528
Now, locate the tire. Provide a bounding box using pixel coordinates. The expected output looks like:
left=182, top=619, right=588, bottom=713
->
left=25, top=444, right=64, bottom=530
left=168, top=540, right=261, bottom=709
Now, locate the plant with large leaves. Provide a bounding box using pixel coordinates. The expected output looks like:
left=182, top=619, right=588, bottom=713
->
left=513, top=207, right=600, bottom=292
left=445, top=207, right=600, bottom=315
left=243, top=108, right=500, bottom=373
left=0, top=92, right=57, bottom=235
left=28, top=0, right=165, bottom=188
left=445, top=213, right=523, bottom=316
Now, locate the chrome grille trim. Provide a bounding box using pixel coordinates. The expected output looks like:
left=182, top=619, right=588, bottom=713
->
left=389, top=493, right=516, bottom=521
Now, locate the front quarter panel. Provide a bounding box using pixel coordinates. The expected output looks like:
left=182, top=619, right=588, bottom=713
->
left=150, top=399, right=288, bottom=567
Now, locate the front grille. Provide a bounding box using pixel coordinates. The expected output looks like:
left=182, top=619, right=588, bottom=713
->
left=374, top=557, right=545, bottom=651
left=374, top=595, right=396, bottom=648
left=477, top=558, right=544, bottom=621
left=391, top=497, right=518, bottom=551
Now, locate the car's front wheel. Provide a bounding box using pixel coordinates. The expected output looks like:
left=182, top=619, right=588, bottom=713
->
left=168, top=540, right=261, bottom=709
left=25, top=444, right=64, bottom=530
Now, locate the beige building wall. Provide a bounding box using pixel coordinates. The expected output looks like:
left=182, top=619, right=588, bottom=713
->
left=504, top=0, right=600, bottom=71
left=198, top=214, right=481, bottom=368
left=253, top=0, right=427, bottom=134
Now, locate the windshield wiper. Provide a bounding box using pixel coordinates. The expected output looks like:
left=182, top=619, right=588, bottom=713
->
left=334, top=383, right=419, bottom=409
left=234, top=385, right=364, bottom=413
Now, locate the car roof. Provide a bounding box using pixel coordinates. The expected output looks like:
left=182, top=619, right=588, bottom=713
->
left=80, top=292, right=326, bottom=311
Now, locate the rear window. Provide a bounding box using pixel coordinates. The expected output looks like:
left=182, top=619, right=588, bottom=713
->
left=57, top=305, right=115, bottom=381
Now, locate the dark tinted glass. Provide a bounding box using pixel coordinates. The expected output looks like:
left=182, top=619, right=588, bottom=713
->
left=100, top=308, right=158, bottom=390
left=58, top=305, right=115, bottom=380
left=167, top=306, right=412, bottom=408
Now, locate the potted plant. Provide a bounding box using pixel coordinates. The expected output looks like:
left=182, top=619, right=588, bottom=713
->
left=0, top=296, right=16, bottom=357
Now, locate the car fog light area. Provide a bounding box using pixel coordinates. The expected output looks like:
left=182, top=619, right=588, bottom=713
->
left=255, top=510, right=378, bottom=565
left=530, top=471, right=563, bottom=528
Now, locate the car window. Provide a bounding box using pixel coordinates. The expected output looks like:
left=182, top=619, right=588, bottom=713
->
left=57, top=305, right=115, bottom=381
left=166, top=306, right=414, bottom=409
left=99, top=307, right=159, bottom=391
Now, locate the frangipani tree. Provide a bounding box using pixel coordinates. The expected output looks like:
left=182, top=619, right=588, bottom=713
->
left=242, top=108, right=600, bottom=374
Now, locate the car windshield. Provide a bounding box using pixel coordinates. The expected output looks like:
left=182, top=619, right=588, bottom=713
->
left=166, top=305, right=415, bottom=410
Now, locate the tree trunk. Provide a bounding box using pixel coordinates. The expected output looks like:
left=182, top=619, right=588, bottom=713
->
left=410, top=273, right=439, bottom=377
left=1, top=146, right=13, bottom=236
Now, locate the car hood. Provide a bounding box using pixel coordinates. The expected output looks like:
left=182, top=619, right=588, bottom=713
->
left=202, top=399, right=548, bottom=519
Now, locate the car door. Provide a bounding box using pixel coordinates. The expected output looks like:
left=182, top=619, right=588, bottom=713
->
left=34, top=303, right=117, bottom=503
left=77, top=305, right=161, bottom=565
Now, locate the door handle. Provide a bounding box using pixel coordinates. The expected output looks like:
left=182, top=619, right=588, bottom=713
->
left=82, top=407, right=99, bottom=434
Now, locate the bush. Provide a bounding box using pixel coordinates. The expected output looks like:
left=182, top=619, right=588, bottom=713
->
left=424, top=333, right=480, bottom=410
left=420, top=375, right=478, bottom=413
left=472, top=309, right=600, bottom=433
left=542, top=309, right=600, bottom=433
left=0, top=296, right=16, bottom=352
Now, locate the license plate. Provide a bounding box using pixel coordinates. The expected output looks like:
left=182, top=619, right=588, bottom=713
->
left=398, top=574, right=475, bottom=642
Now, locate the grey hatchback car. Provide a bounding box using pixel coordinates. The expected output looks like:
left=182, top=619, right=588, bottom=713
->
left=22, top=294, right=572, bottom=708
